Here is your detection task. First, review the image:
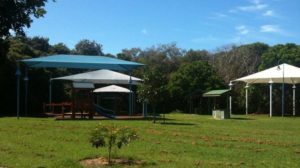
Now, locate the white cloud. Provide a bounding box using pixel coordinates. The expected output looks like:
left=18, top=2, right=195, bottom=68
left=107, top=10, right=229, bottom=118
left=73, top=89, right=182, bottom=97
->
left=251, top=0, right=261, bottom=5
left=228, top=9, right=237, bottom=13
left=215, top=13, right=228, bottom=18
left=263, top=10, right=274, bottom=16
left=237, top=0, right=268, bottom=12
left=208, top=12, right=228, bottom=19
left=141, top=29, right=148, bottom=35
left=236, top=25, right=249, bottom=35
left=260, top=25, right=280, bottom=33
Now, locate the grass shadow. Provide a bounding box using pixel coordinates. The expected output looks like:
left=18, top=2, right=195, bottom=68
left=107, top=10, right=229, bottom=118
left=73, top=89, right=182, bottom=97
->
left=55, top=116, right=175, bottom=122
left=230, top=117, right=255, bottom=120
left=160, top=122, right=195, bottom=126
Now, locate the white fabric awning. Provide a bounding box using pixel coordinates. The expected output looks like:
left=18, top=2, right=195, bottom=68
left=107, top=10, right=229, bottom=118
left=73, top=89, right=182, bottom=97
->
left=52, top=69, right=142, bottom=85
left=234, top=63, right=300, bottom=84
left=93, top=85, right=131, bottom=93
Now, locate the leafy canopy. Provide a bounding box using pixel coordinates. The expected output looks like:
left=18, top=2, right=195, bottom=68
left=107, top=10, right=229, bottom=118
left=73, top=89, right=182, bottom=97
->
left=168, top=61, right=223, bottom=99
left=74, top=39, right=103, bottom=55
left=0, top=0, right=47, bottom=38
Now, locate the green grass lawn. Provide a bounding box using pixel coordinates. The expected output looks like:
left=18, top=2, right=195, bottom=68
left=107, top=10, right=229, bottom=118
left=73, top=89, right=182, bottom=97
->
left=1, top=114, right=300, bottom=168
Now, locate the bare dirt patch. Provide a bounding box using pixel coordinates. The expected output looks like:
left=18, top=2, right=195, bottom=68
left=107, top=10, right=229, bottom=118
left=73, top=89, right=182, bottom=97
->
left=80, top=157, right=147, bottom=167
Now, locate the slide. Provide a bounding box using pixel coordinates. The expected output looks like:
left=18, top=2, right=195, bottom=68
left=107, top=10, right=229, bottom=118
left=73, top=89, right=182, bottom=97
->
left=94, top=104, right=116, bottom=119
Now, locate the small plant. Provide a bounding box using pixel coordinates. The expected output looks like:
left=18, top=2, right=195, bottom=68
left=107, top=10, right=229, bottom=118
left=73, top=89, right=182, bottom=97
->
left=89, top=124, right=138, bottom=165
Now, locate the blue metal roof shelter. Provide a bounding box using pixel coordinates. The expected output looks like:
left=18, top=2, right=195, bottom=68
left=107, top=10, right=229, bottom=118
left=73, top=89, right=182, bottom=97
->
left=22, top=54, right=143, bottom=70
left=16, top=54, right=144, bottom=119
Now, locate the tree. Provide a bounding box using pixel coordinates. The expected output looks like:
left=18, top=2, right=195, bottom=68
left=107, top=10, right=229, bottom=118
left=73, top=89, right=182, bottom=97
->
left=6, top=36, right=35, bottom=61
left=90, top=124, right=138, bottom=165
left=117, top=48, right=142, bottom=61
left=28, top=36, right=51, bottom=56
left=136, top=44, right=184, bottom=114
left=7, top=36, right=52, bottom=60
left=259, top=43, right=300, bottom=69
left=0, top=0, right=47, bottom=38
left=214, top=43, right=269, bottom=84
left=168, top=61, right=224, bottom=112
left=103, top=53, right=116, bottom=58
left=51, top=43, right=71, bottom=54
left=74, top=39, right=103, bottom=55
left=137, top=67, right=169, bottom=113
left=182, top=49, right=209, bottom=63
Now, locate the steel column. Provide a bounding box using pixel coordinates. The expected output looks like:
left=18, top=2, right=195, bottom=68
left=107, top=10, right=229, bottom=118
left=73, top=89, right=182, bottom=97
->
left=245, top=84, right=249, bottom=115
left=293, top=84, right=296, bottom=116
left=269, top=80, right=273, bottom=117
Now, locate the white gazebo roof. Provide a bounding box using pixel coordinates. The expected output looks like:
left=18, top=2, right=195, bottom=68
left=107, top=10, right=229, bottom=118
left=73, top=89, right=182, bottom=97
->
left=52, top=69, right=142, bottom=85
left=234, top=63, right=300, bottom=84
left=93, top=85, right=131, bottom=93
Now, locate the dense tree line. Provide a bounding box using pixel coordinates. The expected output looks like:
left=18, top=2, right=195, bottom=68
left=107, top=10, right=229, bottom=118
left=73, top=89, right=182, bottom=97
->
left=1, top=35, right=300, bottom=116
left=1, top=0, right=300, bottom=116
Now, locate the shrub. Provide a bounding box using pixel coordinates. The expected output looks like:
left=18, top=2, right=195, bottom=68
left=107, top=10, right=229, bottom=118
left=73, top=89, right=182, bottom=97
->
left=89, top=124, right=138, bottom=165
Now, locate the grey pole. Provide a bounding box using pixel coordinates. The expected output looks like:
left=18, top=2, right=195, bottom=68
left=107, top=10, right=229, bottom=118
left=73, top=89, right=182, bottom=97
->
left=229, top=81, right=233, bottom=117
left=49, top=79, right=52, bottom=105
left=293, top=84, right=296, bottom=116
left=129, top=74, right=132, bottom=116
left=15, top=63, right=21, bottom=119
left=132, top=92, right=135, bottom=115
left=269, top=80, right=273, bottom=117
left=24, top=68, right=29, bottom=117
left=245, top=84, right=249, bottom=115
left=282, top=63, right=285, bottom=117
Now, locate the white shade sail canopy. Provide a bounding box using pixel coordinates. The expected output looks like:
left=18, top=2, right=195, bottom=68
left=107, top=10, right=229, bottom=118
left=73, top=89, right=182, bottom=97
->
left=93, top=85, right=131, bottom=93
left=233, top=63, right=300, bottom=117
left=52, top=69, right=142, bottom=85
left=234, top=63, right=300, bottom=84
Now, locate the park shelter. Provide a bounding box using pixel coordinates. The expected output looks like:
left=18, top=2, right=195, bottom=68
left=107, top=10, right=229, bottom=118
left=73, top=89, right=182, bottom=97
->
left=17, top=54, right=144, bottom=118
left=233, top=63, right=300, bottom=117
left=93, top=85, right=132, bottom=116
left=52, top=69, right=142, bottom=85
left=51, top=69, right=141, bottom=116
left=203, top=89, right=230, bottom=119
left=93, top=85, right=131, bottom=93
left=22, top=54, right=142, bottom=70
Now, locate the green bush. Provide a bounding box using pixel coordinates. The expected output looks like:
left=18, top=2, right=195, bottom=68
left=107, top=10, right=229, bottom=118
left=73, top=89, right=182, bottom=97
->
left=89, top=124, right=138, bottom=165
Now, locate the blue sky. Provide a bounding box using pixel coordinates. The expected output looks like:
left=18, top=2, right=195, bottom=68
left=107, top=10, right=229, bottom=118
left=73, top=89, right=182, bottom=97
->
left=26, top=0, right=300, bottom=54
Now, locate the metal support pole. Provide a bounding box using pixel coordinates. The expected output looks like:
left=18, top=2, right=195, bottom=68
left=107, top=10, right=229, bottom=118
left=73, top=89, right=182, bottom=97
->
left=143, top=100, right=148, bottom=117
left=293, top=84, right=296, bottom=116
left=229, top=81, right=233, bottom=116
left=16, top=63, right=21, bottom=119
left=245, top=84, right=249, bottom=115
left=24, top=68, right=29, bottom=117
left=269, top=80, right=273, bottom=117
left=129, top=74, right=132, bottom=116
left=49, top=79, right=52, bottom=104
left=132, top=92, right=135, bottom=115
left=282, top=64, right=285, bottom=117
